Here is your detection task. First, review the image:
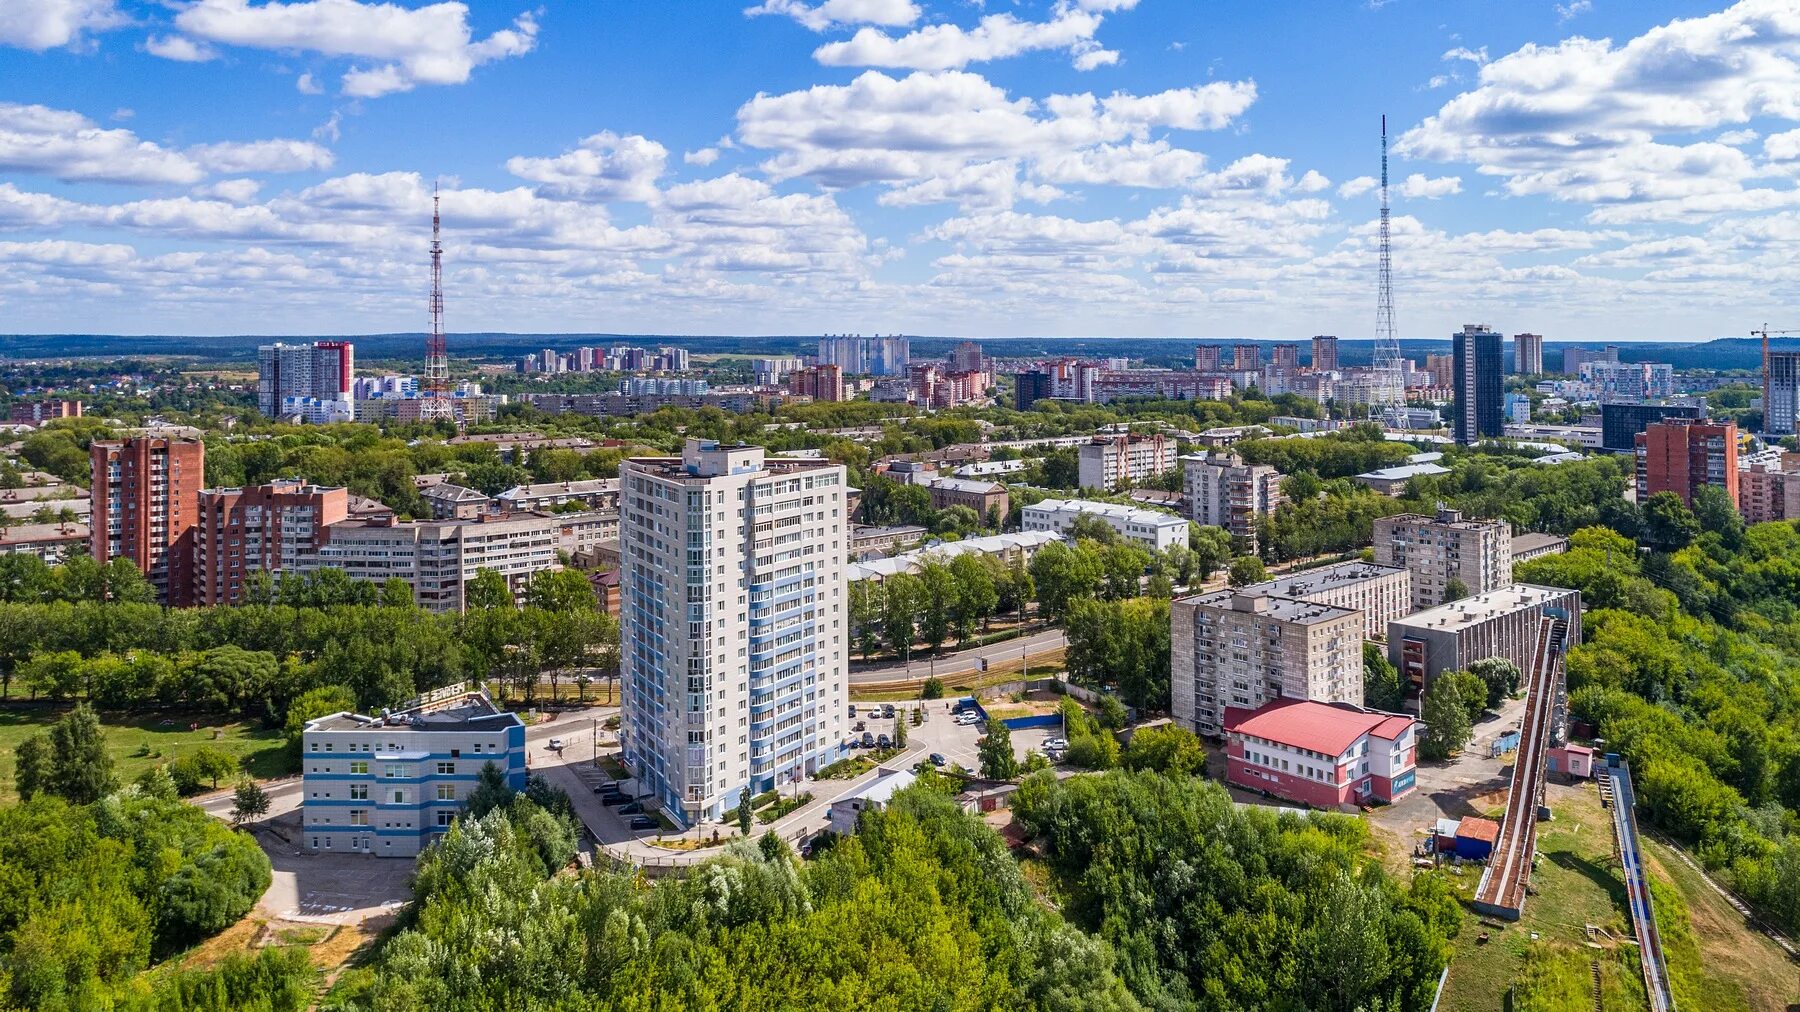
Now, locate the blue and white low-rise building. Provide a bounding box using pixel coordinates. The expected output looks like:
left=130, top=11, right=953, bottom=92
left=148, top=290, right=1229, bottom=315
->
left=300, top=687, right=525, bottom=857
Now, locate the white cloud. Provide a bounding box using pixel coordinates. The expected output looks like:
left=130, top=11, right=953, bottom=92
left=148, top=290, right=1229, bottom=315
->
left=1716, top=128, right=1759, bottom=145
left=173, top=0, right=539, bottom=98
left=1399, top=173, right=1461, bottom=198
left=815, top=5, right=1108, bottom=71
left=1033, top=140, right=1207, bottom=188
left=0, top=0, right=121, bottom=51
left=1555, top=1, right=1592, bottom=23
left=193, top=179, right=264, bottom=203
left=1766, top=129, right=1800, bottom=161
left=189, top=139, right=335, bottom=174
left=0, top=103, right=203, bottom=185
left=505, top=131, right=668, bottom=202
left=877, top=160, right=1063, bottom=210
left=1337, top=175, right=1377, bottom=198
left=1071, top=45, right=1118, bottom=71
left=0, top=102, right=340, bottom=186
left=1398, top=1, right=1800, bottom=221
left=1441, top=45, right=1488, bottom=65
left=737, top=70, right=1257, bottom=191
left=744, top=0, right=919, bottom=31
left=296, top=72, right=324, bottom=94
left=145, top=34, right=218, bottom=62
left=684, top=147, right=721, bottom=166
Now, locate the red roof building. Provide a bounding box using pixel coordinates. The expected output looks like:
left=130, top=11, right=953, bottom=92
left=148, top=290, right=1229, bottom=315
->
left=1224, top=699, right=1418, bottom=810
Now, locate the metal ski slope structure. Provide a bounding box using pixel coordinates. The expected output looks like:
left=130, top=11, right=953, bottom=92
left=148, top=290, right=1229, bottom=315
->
left=1473, top=614, right=1569, bottom=920
left=1606, top=758, right=1676, bottom=1012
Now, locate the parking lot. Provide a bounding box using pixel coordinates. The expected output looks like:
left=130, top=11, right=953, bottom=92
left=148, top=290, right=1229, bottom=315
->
left=860, top=699, right=1067, bottom=773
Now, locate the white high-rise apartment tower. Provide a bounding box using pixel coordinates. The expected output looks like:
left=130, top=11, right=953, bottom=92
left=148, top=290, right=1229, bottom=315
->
left=619, top=439, right=849, bottom=827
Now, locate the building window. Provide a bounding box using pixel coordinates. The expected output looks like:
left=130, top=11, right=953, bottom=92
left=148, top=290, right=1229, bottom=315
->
left=392, top=790, right=405, bottom=804
left=437, top=811, right=454, bottom=827
left=349, top=761, right=368, bottom=775
left=436, top=761, right=455, bottom=775
left=385, top=765, right=406, bottom=778
left=349, top=810, right=368, bottom=826
left=350, top=784, right=368, bottom=800
left=437, top=784, right=456, bottom=801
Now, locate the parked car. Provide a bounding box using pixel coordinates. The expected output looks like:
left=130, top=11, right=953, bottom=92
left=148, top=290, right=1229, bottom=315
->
left=853, top=720, right=866, bottom=731
left=882, top=704, right=896, bottom=719
left=877, top=734, right=891, bottom=749
left=628, top=815, right=657, bottom=831
left=929, top=752, right=947, bottom=767
left=599, top=792, right=628, bottom=806
left=1042, top=737, right=1069, bottom=751
left=593, top=783, right=619, bottom=795
left=547, top=738, right=564, bottom=751
left=618, top=802, right=643, bottom=816
left=848, top=704, right=856, bottom=718
left=861, top=732, right=875, bottom=747
left=955, top=712, right=981, bottom=726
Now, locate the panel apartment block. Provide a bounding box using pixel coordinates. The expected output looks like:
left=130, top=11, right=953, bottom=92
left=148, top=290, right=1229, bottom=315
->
left=1634, top=418, right=1738, bottom=507
left=301, top=690, right=524, bottom=857
left=1021, top=498, right=1189, bottom=551
left=1171, top=589, right=1363, bottom=738
left=1078, top=433, right=1175, bottom=491
left=89, top=437, right=203, bottom=604
left=1183, top=450, right=1283, bottom=554
left=304, top=513, right=559, bottom=611
left=1229, top=561, right=1411, bottom=641
left=619, top=439, right=848, bottom=828
left=1372, top=506, right=1513, bottom=613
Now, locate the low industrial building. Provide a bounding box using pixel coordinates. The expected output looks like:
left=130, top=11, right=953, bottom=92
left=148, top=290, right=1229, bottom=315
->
left=1352, top=462, right=1452, bottom=495
left=848, top=530, right=1060, bottom=583
left=1223, top=699, right=1417, bottom=809
left=300, top=687, right=525, bottom=857
left=1510, top=532, right=1569, bottom=566
left=827, top=767, right=918, bottom=834
left=850, top=524, right=929, bottom=557
left=1021, top=498, right=1189, bottom=551
left=1386, top=583, right=1582, bottom=694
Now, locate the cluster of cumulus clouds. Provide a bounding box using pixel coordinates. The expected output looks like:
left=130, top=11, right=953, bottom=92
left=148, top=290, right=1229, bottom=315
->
left=0, top=0, right=1798, bottom=335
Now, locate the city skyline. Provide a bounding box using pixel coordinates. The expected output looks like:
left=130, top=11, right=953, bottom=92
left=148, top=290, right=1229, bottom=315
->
left=1, top=1, right=1797, bottom=340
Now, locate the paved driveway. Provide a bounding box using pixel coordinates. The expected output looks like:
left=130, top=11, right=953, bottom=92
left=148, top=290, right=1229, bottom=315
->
left=245, top=813, right=413, bottom=925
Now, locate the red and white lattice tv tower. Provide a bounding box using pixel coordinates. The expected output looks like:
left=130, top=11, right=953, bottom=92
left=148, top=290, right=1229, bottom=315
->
left=418, top=183, right=456, bottom=424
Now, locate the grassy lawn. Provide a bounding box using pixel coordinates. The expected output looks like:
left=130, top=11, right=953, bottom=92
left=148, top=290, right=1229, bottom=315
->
left=0, top=707, right=287, bottom=801
left=1438, top=781, right=1648, bottom=1012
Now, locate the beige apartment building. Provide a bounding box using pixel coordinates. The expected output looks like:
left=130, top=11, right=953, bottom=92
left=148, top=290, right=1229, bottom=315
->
left=1229, top=561, right=1412, bottom=641
left=1373, top=506, right=1512, bottom=612
left=1171, top=589, right=1363, bottom=738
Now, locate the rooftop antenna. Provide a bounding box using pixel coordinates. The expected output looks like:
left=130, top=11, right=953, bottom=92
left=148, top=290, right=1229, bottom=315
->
left=419, top=182, right=456, bottom=424
left=1373, top=114, right=1403, bottom=414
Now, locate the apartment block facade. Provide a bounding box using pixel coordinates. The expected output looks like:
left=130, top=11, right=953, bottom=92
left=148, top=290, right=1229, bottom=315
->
left=1635, top=419, right=1739, bottom=507
left=1453, top=324, right=1504, bottom=445
left=1183, top=450, right=1283, bottom=553
left=192, top=480, right=349, bottom=605
left=1767, top=350, right=1800, bottom=436
left=1513, top=333, right=1543, bottom=376
left=1311, top=335, right=1339, bottom=372
left=1230, top=561, right=1412, bottom=641
left=89, top=437, right=204, bottom=604
left=1373, top=506, right=1513, bottom=613
left=1739, top=455, right=1800, bottom=524
left=1021, top=498, right=1189, bottom=551
left=619, top=440, right=848, bottom=828
left=258, top=340, right=353, bottom=420
left=1171, top=589, right=1363, bottom=738
left=300, top=688, right=524, bottom=857
left=1078, top=433, right=1175, bottom=491
left=787, top=364, right=845, bottom=402
left=303, top=514, right=559, bottom=611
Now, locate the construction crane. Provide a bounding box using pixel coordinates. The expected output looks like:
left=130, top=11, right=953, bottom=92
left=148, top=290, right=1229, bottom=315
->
left=1753, top=325, right=1800, bottom=436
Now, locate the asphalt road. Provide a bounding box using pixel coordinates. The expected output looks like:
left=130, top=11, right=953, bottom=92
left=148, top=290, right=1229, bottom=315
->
left=848, top=628, right=1068, bottom=685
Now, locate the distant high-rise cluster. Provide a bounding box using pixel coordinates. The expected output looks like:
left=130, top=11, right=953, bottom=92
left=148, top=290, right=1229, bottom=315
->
left=1311, top=335, right=1338, bottom=372
left=1764, top=350, right=1799, bottom=436
left=817, top=334, right=909, bottom=376
left=520, top=344, right=690, bottom=374
left=257, top=340, right=353, bottom=421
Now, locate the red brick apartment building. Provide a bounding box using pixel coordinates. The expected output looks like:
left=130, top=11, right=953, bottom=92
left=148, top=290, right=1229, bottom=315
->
left=1634, top=419, right=1738, bottom=507
left=192, top=479, right=349, bottom=605
left=89, top=437, right=204, bottom=604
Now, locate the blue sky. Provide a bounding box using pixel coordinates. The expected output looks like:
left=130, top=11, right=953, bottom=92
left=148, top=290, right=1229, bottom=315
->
left=1, top=0, right=1796, bottom=341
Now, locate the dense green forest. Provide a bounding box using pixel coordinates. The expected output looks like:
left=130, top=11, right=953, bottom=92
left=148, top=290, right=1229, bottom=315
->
left=322, top=770, right=1455, bottom=1012
left=1519, top=511, right=1800, bottom=935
